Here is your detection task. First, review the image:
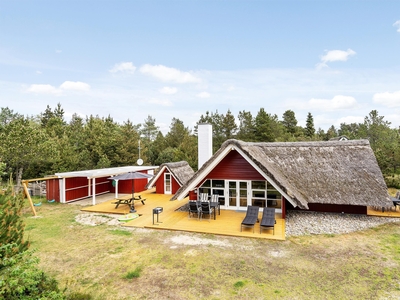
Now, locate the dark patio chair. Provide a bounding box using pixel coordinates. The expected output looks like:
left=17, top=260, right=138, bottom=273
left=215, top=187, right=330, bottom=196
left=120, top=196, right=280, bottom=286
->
left=241, top=206, right=259, bottom=233
left=260, top=207, right=276, bottom=234
left=390, top=190, right=400, bottom=212
left=199, top=201, right=214, bottom=222
left=188, top=201, right=201, bottom=220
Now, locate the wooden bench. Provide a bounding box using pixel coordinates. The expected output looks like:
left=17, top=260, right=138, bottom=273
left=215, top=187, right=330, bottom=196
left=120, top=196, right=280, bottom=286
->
left=113, top=195, right=146, bottom=209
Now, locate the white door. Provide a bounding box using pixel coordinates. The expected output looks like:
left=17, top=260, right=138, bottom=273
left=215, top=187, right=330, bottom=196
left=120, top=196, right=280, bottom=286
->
left=226, top=180, right=250, bottom=211
left=164, top=173, right=172, bottom=194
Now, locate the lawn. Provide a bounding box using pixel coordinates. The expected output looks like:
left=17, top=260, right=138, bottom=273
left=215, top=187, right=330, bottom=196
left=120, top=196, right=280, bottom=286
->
left=23, top=201, right=400, bottom=300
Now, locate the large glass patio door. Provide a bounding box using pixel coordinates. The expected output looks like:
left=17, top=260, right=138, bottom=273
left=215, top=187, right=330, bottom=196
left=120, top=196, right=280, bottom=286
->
left=227, top=180, right=249, bottom=210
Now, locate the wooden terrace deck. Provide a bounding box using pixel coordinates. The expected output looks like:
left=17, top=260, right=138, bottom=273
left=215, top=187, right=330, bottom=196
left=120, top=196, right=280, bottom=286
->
left=81, top=189, right=286, bottom=240
left=367, top=206, right=400, bottom=217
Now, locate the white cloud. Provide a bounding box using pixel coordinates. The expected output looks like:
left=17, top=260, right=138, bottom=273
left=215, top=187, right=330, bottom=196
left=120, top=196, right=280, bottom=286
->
left=55, top=49, right=62, bottom=54
left=60, top=81, right=90, bottom=91
left=316, top=49, right=356, bottom=69
left=393, top=20, right=400, bottom=33
left=36, top=70, right=42, bottom=75
left=26, top=81, right=90, bottom=95
left=373, top=90, right=400, bottom=107
left=139, top=64, right=200, bottom=83
left=159, top=86, right=178, bottom=94
left=337, top=115, right=364, bottom=125
left=196, top=91, right=210, bottom=98
left=308, top=95, right=357, bottom=111
left=26, top=84, right=60, bottom=95
left=109, top=62, right=136, bottom=74
left=148, top=98, right=173, bottom=106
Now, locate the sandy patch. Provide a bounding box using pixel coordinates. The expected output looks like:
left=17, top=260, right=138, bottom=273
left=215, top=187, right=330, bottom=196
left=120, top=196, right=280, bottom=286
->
left=75, top=213, right=121, bottom=226
left=167, top=234, right=232, bottom=247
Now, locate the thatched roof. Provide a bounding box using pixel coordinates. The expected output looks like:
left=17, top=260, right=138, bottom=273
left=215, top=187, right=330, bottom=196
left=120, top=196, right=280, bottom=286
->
left=172, top=139, right=392, bottom=209
left=146, top=161, right=194, bottom=189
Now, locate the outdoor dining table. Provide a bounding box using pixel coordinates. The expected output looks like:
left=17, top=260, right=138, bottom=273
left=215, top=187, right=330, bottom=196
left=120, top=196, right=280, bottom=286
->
left=196, top=201, right=220, bottom=220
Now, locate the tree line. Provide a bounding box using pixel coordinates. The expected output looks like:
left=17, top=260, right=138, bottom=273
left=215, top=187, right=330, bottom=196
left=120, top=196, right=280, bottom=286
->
left=1, top=104, right=399, bottom=188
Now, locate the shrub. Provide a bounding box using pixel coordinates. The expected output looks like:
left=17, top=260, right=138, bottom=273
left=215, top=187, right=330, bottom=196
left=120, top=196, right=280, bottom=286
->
left=0, top=185, right=29, bottom=261
left=0, top=244, right=65, bottom=299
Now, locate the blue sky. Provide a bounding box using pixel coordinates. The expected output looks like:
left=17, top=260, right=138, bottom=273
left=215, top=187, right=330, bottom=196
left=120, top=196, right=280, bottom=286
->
left=1, top=0, right=400, bottom=134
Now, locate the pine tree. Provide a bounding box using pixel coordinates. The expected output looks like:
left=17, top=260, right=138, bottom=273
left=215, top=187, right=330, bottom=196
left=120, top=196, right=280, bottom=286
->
left=282, top=110, right=298, bottom=135
left=305, top=112, right=315, bottom=139
left=0, top=183, right=29, bottom=264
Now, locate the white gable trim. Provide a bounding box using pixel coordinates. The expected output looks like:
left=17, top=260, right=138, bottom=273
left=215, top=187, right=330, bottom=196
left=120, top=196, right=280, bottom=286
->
left=147, top=165, right=183, bottom=190
left=175, top=144, right=298, bottom=207
left=146, top=166, right=167, bottom=189
left=175, top=145, right=233, bottom=200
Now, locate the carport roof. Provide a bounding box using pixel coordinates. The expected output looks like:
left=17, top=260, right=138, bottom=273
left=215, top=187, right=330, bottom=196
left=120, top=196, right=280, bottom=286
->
left=55, top=166, right=158, bottom=179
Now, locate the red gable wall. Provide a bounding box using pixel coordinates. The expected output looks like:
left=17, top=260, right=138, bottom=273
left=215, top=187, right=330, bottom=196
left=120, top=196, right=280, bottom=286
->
left=155, top=169, right=182, bottom=194
left=206, top=150, right=265, bottom=180
left=155, top=171, right=165, bottom=194
left=188, top=150, right=264, bottom=200
left=172, top=176, right=181, bottom=193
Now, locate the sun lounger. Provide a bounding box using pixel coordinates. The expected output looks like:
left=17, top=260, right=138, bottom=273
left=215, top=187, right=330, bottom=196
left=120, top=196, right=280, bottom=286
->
left=241, top=206, right=259, bottom=233
left=260, top=207, right=276, bottom=234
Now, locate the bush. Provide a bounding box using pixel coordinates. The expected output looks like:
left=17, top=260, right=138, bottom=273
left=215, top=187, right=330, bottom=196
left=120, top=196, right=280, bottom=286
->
left=0, top=244, right=65, bottom=299
left=0, top=186, right=29, bottom=260
left=384, top=175, right=400, bottom=189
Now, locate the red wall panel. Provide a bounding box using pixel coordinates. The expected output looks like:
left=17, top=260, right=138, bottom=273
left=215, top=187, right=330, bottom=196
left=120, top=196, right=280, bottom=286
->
left=108, top=171, right=150, bottom=195
left=205, top=150, right=264, bottom=181
left=154, top=170, right=181, bottom=194
left=65, top=177, right=89, bottom=201
left=114, top=179, right=148, bottom=195
left=46, top=179, right=60, bottom=202
left=64, top=176, right=112, bottom=202
left=172, top=177, right=181, bottom=194
left=155, top=170, right=166, bottom=194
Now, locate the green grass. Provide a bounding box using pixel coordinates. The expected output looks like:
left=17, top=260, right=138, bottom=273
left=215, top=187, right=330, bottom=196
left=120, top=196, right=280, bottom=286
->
left=109, top=229, right=132, bottom=236
left=123, top=266, right=142, bottom=279
left=22, top=202, right=400, bottom=300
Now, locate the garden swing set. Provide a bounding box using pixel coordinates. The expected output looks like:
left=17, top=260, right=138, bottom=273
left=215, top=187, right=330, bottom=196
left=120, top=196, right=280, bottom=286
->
left=22, top=177, right=56, bottom=216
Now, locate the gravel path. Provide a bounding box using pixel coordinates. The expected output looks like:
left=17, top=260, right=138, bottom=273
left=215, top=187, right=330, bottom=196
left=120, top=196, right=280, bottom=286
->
left=285, top=210, right=400, bottom=237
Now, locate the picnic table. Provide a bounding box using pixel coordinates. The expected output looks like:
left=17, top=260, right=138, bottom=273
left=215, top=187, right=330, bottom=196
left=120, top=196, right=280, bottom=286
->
left=113, top=195, right=146, bottom=211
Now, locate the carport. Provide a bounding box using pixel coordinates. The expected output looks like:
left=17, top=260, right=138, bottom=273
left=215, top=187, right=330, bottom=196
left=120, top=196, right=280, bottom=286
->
left=52, top=166, right=158, bottom=205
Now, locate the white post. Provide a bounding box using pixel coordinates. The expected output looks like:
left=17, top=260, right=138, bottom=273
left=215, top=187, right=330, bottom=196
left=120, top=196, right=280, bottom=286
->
left=92, top=178, right=96, bottom=206
left=61, top=178, right=66, bottom=203
left=115, top=179, right=119, bottom=199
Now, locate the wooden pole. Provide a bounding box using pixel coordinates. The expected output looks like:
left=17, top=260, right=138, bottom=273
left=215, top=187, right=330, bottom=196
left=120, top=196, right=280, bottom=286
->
left=22, top=180, right=37, bottom=216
